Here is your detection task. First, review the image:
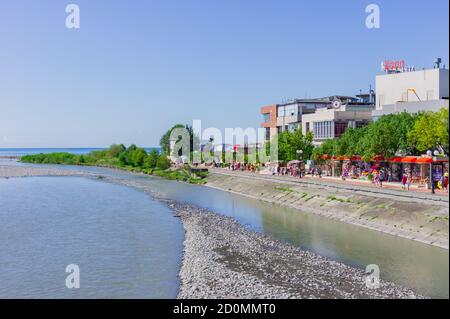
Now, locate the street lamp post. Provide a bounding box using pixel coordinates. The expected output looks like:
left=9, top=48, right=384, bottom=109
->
left=427, top=150, right=439, bottom=194
left=296, top=150, right=303, bottom=178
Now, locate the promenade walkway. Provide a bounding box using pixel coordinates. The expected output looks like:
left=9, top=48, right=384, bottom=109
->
left=209, top=168, right=449, bottom=204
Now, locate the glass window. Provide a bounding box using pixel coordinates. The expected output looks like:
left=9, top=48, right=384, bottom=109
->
left=265, top=127, right=270, bottom=141
left=263, top=113, right=270, bottom=123
left=335, top=122, right=347, bottom=138
left=277, top=105, right=298, bottom=117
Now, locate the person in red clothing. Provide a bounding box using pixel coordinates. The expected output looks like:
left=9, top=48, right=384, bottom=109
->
left=443, top=172, right=449, bottom=193
left=401, top=173, right=408, bottom=190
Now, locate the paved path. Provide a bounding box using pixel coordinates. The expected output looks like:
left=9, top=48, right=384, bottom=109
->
left=210, top=168, right=449, bottom=205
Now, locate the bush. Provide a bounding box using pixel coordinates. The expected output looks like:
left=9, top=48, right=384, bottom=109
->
left=156, top=154, right=171, bottom=170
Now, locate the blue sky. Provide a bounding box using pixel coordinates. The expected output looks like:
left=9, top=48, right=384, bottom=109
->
left=0, top=0, right=448, bottom=147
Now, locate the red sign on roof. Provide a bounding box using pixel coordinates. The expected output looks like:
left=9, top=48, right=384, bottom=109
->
left=382, top=60, right=405, bottom=72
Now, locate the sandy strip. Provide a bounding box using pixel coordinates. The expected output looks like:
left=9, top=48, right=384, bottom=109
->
left=0, top=165, right=88, bottom=178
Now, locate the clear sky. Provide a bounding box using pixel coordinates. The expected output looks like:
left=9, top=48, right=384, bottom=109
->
left=0, top=0, right=448, bottom=147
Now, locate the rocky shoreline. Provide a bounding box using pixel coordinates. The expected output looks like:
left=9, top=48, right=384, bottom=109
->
left=172, top=202, right=423, bottom=299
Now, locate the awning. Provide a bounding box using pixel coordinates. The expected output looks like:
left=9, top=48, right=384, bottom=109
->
left=401, top=157, right=418, bottom=163
left=372, top=155, right=385, bottom=162
left=417, top=157, right=433, bottom=164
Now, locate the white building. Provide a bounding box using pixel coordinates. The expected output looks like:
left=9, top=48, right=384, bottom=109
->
left=373, top=66, right=449, bottom=119
left=302, top=104, right=374, bottom=146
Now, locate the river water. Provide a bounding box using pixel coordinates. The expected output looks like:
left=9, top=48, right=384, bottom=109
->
left=0, top=161, right=448, bottom=298
left=0, top=175, right=183, bottom=298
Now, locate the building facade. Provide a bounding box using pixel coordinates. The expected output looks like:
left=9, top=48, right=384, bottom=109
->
left=260, top=105, right=277, bottom=142
left=373, top=66, right=449, bottom=119
left=261, top=96, right=374, bottom=144
left=301, top=104, right=373, bottom=146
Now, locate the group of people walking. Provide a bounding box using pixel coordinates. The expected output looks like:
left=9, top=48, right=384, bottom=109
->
left=218, top=160, right=449, bottom=194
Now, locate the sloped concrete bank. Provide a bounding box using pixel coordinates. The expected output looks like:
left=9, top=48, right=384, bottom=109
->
left=206, top=172, right=449, bottom=249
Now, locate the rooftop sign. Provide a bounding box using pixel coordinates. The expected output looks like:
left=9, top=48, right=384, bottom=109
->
left=382, top=60, right=405, bottom=73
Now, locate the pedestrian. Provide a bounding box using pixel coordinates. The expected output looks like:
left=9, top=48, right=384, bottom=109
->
left=407, top=173, right=412, bottom=191
left=379, top=169, right=384, bottom=188
left=373, top=171, right=379, bottom=187
left=317, top=167, right=322, bottom=178
left=401, top=173, right=408, bottom=190
left=442, top=172, right=449, bottom=193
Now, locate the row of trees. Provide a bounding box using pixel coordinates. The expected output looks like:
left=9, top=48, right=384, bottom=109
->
left=312, top=108, right=449, bottom=161
left=21, top=144, right=171, bottom=170
left=92, top=144, right=170, bottom=170
left=276, top=129, right=315, bottom=162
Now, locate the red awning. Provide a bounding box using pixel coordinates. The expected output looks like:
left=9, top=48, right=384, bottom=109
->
left=417, top=157, right=433, bottom=164
left=401, top=157, right=418, bottom=163
left=388, top=156, right=403, bottom=163
left=372, top=155, right=385, bottom=162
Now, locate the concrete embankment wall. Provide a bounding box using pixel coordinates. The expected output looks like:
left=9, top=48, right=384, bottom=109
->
left=206, top=172, right=449, bottom=249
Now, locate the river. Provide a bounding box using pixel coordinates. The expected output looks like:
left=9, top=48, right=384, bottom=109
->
left=0, top=161, right=448, bottom=298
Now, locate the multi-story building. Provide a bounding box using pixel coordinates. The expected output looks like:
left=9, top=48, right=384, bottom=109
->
left=260, top=58, right=449, bottom=146
left=260, top=104, right=277, bottom=142
left=373, top=59, right=449, bottom=119
left=261, top=96, right=374, bottom=144
left=301, top=104, right=374, bottom=146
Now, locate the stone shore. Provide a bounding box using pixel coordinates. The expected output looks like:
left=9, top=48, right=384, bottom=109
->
left=173, top=203, right=423, bottom=299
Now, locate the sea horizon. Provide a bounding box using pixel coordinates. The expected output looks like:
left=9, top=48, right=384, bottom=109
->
left=0, top=147, right=160, bottom=157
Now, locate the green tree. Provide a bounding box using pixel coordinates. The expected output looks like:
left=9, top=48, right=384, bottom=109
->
left=160, top=124, right=185, bottom=154
left=144, top=149, right=159, bottom=169
left=127, top=144, right=138, bottom=152
left=129, top=148, right=147, bottom=167
left=108, top=144, right=126, bottom=158
left=408, top=108, right=449, bottom=155
left=359, top=112, right=418, bottom=159
left=157, top=153, right=171, bottom=170
left=335, top=127, right=367, bottom=157
left=160, top=124, right=200, bottom=162
left=118, top=152, right=129, bottom=166
left=312, top=138, right=338, bottom=160
left=274, top=128, right=314, bottom=162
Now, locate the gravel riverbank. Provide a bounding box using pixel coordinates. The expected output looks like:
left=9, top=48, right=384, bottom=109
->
left=92, top=176, right=426, bottom=298
left=172, top=202, right=423, bottom=299
left=0, top=165, right=88, bottom=178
